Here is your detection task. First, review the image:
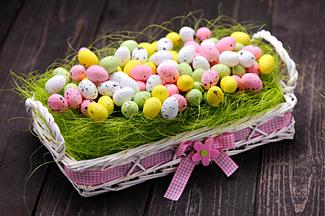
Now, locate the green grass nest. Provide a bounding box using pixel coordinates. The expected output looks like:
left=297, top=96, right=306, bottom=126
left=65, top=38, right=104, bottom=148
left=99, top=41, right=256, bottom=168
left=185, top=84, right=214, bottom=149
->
left=12, top=14, right=286, bottom=160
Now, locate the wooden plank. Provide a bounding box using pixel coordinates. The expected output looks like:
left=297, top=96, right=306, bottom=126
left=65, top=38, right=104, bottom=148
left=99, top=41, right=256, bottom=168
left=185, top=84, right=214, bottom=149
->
left=255, top=0, right=325, bottom=215
left=0, top=0, right=107, bottom=215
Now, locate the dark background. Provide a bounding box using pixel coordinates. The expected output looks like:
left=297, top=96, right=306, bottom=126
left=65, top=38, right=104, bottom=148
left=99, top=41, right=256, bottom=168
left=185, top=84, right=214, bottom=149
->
left=0, top=0, right=324, bottom=215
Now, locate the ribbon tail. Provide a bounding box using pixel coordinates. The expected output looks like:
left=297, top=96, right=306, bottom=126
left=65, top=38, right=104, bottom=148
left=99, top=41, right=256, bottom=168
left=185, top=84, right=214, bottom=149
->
left=164, top=154, right=195, bottom=201
left=213, top=151, right=238, bottom=177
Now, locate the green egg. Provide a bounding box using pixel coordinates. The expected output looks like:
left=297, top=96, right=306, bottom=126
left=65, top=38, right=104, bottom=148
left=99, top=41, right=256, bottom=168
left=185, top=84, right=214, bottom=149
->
left=203, top=91, right=208, bottom=103
left=178, top=63, right=193, bottom=76
left=210, top=37, right=219, bottom=43
left=133, top=91, right=151, bottom=108
left=121, top=101, right=139, bottom=119
left=193, top=82, right=204, bottom=93
left=186, top=89, right=202, bottom=106
left=99, top=56, right=119, bottom=73
left=211, top=64, right=231, bottom=79
left=121, top=40, right=138, bottom=52
left=192, top=68, right=205, bottom=82
left=232, top=65, right=246, bottom=77
left=53, top=67, right=70, bottom=82
left=234, top=42, right=244, bottom=51
left=64, top=83, right=78, bottom=93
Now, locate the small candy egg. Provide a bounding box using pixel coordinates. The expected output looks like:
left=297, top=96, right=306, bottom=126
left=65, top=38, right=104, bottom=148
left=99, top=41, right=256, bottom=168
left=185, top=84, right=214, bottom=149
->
left=199, top=43, right=220, bottom=64
left=196, top=27, right=212, bottom=41
left=159, top=60, right=178, bottom=68
left=246, top=62, right=260, bottom=75
left=157, top=63, right=179, bottom=84
left=87, top=102, right=108, bottom=121
left=178, top=45, right=196, bottom=64
left=206, top=86, right=224, bottom=107
left=171, top=94, right=187, bottom=112
left=210, top=37, right=219, bottom=43
left=178, top=62, right=193, bottom=76
left=120, top=40, right=138, bottom=52
left=113, top=87, right=134, bottom=106
left=192, top=68, right=205, bottom=82
left=193, top=81, right=204, bottom=93
left=115, top=46, right=131, bottom=66
left=98, top=80, right=120, bottom=96
left=184, top=41, right=201, bottom=52
left=80, top=99, right=92, bottom=116
left=165, top=84, right=179, bottom=95
left=78, top=48, right=99, bottom=68
left=166, top=32, right=182, bottom=47
left=177, top=75, right=194, bottom=92
left=219, top=51, right=239, bottom=67
left=152, top=85, right=169, bottom=103
left=242, top=45, right=262, bottom=59
left=211, top=64, right=231, bottom=79
left=86, top=65, right=109, bottom=83
left=99, top=56, right=119, bottom=73
left=132, top=47, right=148, bottom=62
left=121, top=101, right=139, bottom=118
left=119, top=76, right=140, bottom=93
left=185, top=89, right=202, bottom=106
left=137, top=81, right=146, bottom=91
left=231, top=75, right=245, bottom=90
left=130, top=64, right=153, bottom=81
left=230, top=32, right=251, bottom=46
left=192, top=56, right=210, bottom=70
left=161, top=97, right=179, bottom=120
left=201, top=38, right=216, bottom=46
left=145, top=61, right=157, bottom=74
left=232, top=65, right=246, bottom=77
left=70, top=65, right=86, bottom=82
left=138, top=42, right=155, bottom=56
left=258, top=54, right=276, bottom=74
left=78, top=79, right=98, bottom=99
left=169, top=50, right=178, bottom=62
left=98, top=95, right=114, bottom=116
left=47, top=94, right=68, bottom=112
left=64, top=88, right=83, bottom=109
left=143, top=97, right=162, bottom=119
left=179, top=26, right=195, bottom=42
left=238, top=50, right=256, bottom=67
left=123, top=59, right=141, bottom=75
left=133, top=91, right=151, bottom=108
left=203, top=91, right=208, bottom=104
left=146, top=75, right=163, bottom=91
left=53, top=67, right=70, bottom=83
left=45, top=75, right=67, bottom=94
left=220, top=76, right=238, bottom=93
left=240, top=73, right=263, bottom=91
left=151, top=41, right=158, bottom=51
left=201, top=69, right=219, bottom=90
left=149, top=50, right=173, bottom=65
left=234, top=42, right=244, bottom=52
left=216, top=37, right=236, bottom=52
left=110, top=71, right=129, bottom=83
left=157, top=37, right=173, bottom=51
left=64, top=83, right=78, bottom=93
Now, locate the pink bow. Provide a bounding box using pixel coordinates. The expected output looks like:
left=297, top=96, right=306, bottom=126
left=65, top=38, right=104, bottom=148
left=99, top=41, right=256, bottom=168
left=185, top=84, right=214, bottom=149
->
left=164, top=132, right=238, bottom=201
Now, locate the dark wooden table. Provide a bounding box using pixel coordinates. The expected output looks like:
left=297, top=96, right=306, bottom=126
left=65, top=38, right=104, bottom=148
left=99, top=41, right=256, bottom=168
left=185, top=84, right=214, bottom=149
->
left=1, top=0, right=324, bottom=215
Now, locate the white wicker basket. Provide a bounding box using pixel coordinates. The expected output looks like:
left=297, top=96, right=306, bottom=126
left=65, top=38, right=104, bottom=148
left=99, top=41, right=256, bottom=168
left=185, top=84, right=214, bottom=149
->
left=25, top=30, right=297, bottom=197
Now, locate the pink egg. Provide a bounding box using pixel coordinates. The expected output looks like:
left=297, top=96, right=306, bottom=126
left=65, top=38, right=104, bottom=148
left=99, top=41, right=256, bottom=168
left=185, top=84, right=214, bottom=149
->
left=86, top=65, right=109, bottom=83
left=201, top=69, right=219, bottom=90
left=216, top=36, right=236, bottom=52
left=48, top=94, right=68, bottom=112
left=196, top=27, right=212, bottom=41
left=231, top=75, right=244, bottom=90
left=80, top=99, right=93, bottom=116
left=64, top=88, right=83, bottom=109
left=240, top=73, right=263, bottom=91
left=165, top=84, right=179, bottom=95
left=171, top=94, right=187, bottom=112
left=246, top=62, right=260, bottom=75
left=199, top=44, right=220, bottom=64
left=70, top=64, right=86, bottom=82
left=137, top=81, right=146, bottom=91
left=242, top=45, right=262, bottom=59
left=157, top=64, right=180, bottom=84
left=130, top=64, right=153, bottom=81
left=184, top=41, right=201, bottom=52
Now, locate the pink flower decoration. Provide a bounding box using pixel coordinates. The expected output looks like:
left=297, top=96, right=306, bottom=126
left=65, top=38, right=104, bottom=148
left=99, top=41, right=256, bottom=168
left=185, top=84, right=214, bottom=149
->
left=191, top=138, right=220, bottom=166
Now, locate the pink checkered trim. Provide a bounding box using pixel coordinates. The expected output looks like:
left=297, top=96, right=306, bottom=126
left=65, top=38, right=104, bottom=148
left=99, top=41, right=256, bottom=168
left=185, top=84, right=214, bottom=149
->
left=213, top=132, right=235, bottom=149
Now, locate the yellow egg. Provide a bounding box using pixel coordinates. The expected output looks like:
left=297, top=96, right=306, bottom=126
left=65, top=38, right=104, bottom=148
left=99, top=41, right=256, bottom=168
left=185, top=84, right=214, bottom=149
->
left=98, top=96, right=114, bottom=116
left=230, top=32, right=251, bottom=46
left=143, top=97, right=162, bottom=119
left=87, top=102, right=108, bottom=121
left=258, top=54, right=276, bottom=74
left=151, top=41, right=158, bottom=52
left=169, top=50, right=178, bottom=62
left=138, top=42, right=155, bottom=56
left=166, top=32, right=182, bottom=47
left=177, top=75, right=194, bottom=92
left=220, top=76, right=238, bottom=93
left=123, top=60, right=141, bottom=75
left=151, top=85, right=169, bottom=103
left=117, top=66, right=123, bottom=72
left=145, top=61, right=157, bottom=74
left=78, top=48, right=99, bottom=68
left=207, top=86, right=224, bottom=107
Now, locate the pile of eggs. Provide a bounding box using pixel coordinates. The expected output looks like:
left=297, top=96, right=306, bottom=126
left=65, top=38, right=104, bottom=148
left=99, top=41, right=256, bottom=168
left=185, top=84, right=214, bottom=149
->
left=46, top=26, right=276, bottom=121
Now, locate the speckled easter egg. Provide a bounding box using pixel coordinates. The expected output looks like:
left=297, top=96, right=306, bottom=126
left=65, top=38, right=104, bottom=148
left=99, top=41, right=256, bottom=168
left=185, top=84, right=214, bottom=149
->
left=113, top=87, right=134, bottom=106
left=64, top=83, right=78, bottom=93
left=234, top=43, right=244, bottom=52
left=86, top=65, right=109, bottom=83
left=169, top=50, right=178, bottom=62
left=87, top=102, right=108, bottom=121
left=216, top=37, right=236, bottom=52
left=129, top=64, right=153, bottom=81
left=232, top=65, right=246, bottom=77
left=177, top=75, right=194, bottom=92
left=145, top=61, right=157, bottom=74
left=78, top=79, right=98, bottom=100
left=211, top=64, right=231, bottom=79
left=149, top=50, right=173, bottom=65
left=99, top=56, right=119, bottom=73
left=70, top=65, right=86, bottom=82
left=166, top=32, right=181, bottom=47
left=114, top=46, right=131, bottom=66
left=220, top=76, right=238, bottom=93
left=146, top=75, right=163, bottom=91
left=64, top=88, right=82, bottom=109
left=192, top=68, right=205, bottom=82
left=119, top=76, right=140, bottom=93
left=78, top=48, right=98, bottom=68
left=121, top=101, right=139, bottom=119
left=179, top=26, right=195, bottom=42
left=206, top=86, right=224, bottom=107
left=120, top=40, right=138, bottom=52
left=53, top=67, right=70, bottom=83
left=47, top=94, right=68, bottom=112
left=110, top=71, right=129, bottom=83
left=143, top=97, right=162, bottom=119
left=258, top=54, right=276, bottom=74
left=238, top=50, right=256, bottom=67
left=161, top=97, right=179, bottom=120
left=192, top=56, right=210, bottom=70
left=242, top=45, right=262, bottom=59
left=45, top=75, right=67, bottom=94
left=196, top=27, right=212, bottom=41
left=98, top=80, right=120, bottom=96
left=98, top=95, right=114, bottom=116
left=133, top=91, right=151, bottom=108
left=151, top=85, right=169, bottom=103
left=219, top=51, right=239, bottom=67
left=137, top=81, right=146, bottom=91
left=138, top=42, right=156, bottom=56
left=199, top=43, right=220, bottom=64
left=246, top=62, right=260, bottom=75
left=231, top=75, right=245, bottom=90
left=157, top=63, right=180, bottom=84
left=165, top=84, right=179, bottom=95
left=184, top=41, right=200, bottom=52
left=201, top=38, right=216, bottom=46
left=230, top=32, right=251, bottom=46
left=178, top=45, right=196, bottom=64
left=159, top=60, right=178, bottom=68
left=201, top=69, right=219, bottom=90
left=157, top=37, right=173, bottom=51
left=80, top=100, right=92, bottom=116
left=178, top=62, right=193, bottom=76
left=171, top=94, right=187, bottom=112
left=185, top=89, right=202, bottom=106
left=123, top=60, right=141, bottom=75
left=240, top=73, right=263, bottom=91
left=193, top=81, right=204, bottom=93
left=132, top=47, right=148, bottom=63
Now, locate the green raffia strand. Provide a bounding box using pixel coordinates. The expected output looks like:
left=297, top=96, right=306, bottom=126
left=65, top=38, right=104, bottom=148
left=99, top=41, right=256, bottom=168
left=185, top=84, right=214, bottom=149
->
left=11, top=14, right=285, bottom=160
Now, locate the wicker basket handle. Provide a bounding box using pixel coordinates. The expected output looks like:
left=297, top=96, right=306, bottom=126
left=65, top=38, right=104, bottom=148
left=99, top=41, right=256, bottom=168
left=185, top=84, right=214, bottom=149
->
left=252, top=30, right=298, bottom=93
left=25, top=98, right=65, bottom=161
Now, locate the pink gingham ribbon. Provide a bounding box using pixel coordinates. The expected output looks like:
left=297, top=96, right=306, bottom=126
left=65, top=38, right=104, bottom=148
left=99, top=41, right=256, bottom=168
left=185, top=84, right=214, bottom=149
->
left=164, top=132, right=238, bottom=201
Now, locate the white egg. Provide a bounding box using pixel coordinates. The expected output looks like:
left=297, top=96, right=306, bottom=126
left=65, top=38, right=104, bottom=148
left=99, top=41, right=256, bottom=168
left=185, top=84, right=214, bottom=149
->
left=178, top=45, right=196, bottom=64
left=119, top=76, right=140, bottom=93
left=179, top=26, right=195, bottom=42
left=219, top=51, right=240, bottom=67
left=157, top=37, right=173, bottom=51
left=192, top=56, right=210, bottom=70
left=113, top=87, right=134, bottom=106
left=146, top=75, right=163, bottom=91
left=158, top=59, right=178, bottom=68
left=161, top=97, right=179, bottom=120
left=110, top=71, right=129, bottom=83
left=201, top=39, right=216, bottom=46
left=98, top=80, right=121, bottom=96
left=45, top=75, right=67, bottom=94
left=149, top=50, right=173, bottom=65
left=78, top=79, right=98, bottom=100
left=238, top=50, right=256, bottom=67
left=115, top=46, right=131, bottom=66
left=131, top=47, right=148, bottom=62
